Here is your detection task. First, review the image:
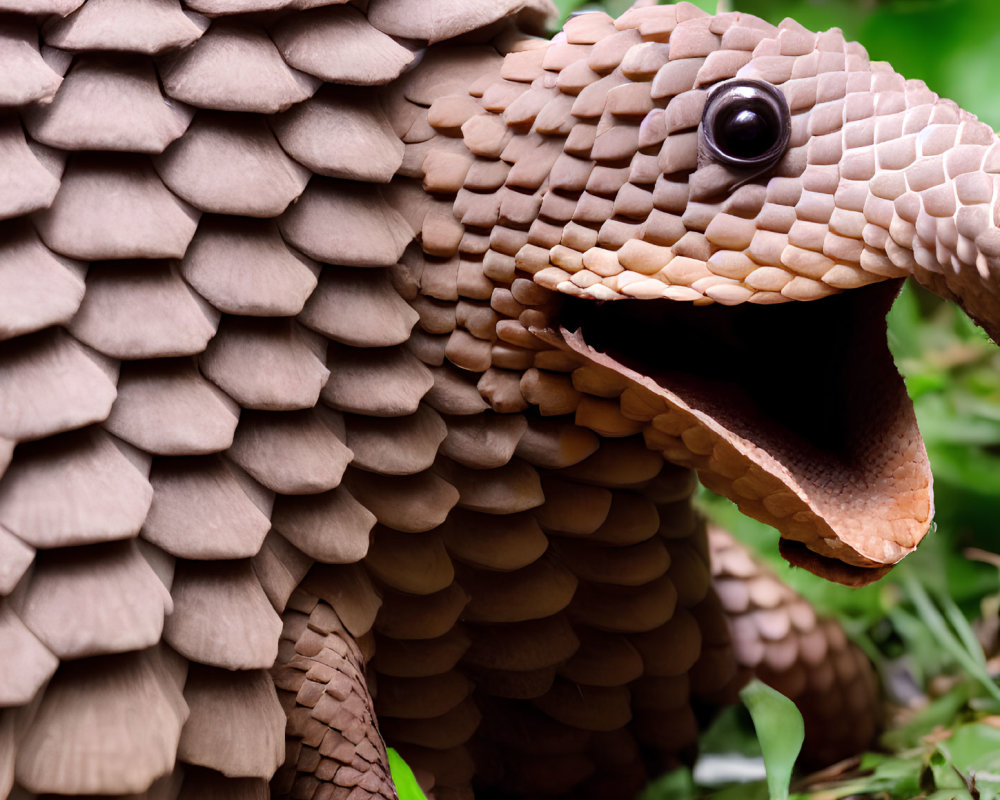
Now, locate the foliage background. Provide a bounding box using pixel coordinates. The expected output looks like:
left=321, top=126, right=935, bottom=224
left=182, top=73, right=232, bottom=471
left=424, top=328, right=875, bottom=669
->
left=548, top=1, right=1000, bottom=797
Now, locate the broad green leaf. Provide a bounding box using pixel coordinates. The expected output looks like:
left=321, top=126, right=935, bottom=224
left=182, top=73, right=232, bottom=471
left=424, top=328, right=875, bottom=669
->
left=739, top=680, right=804, bottom=800
left=927, top=747, right=968, bottom=791
left=387, top=748, right=428, bottom=800
left=939, top=722, right=1000, bottom=786
left=808, top=752, right=925, bottom=799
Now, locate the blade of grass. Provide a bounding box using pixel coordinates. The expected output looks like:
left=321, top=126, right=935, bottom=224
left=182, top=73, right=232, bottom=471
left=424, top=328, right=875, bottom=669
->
left=903, top=574, right=1000, bottom=704
left=388, top=748, right=428, bottom=800
left=940, top=591, right=990, bottom=671
left=739, top=679, right=804, bottom=800
left=880, top=680, right=971, bottom=751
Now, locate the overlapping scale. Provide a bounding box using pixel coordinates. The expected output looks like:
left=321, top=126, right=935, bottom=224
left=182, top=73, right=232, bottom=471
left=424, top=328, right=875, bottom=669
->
left=142, top=456, right=272, bottom=559
left=271, top=486, right=375, bottom=565
left=0, top=428, right=153, bottom=548
left=367, top=0, right=552, bottom=44
left=0, top=329, right=117, bottom=442
left=154, top=111, right=310, bottom=216
left=106, top=358, right=239, bottom=455
left=165, top=558, right=282, bottom=669
left=0, top=17, right=63, bottom=106
left=69, top=261, right=219, bottom=359
left=158, top=20, right=319, bottom=114
left=41, top=0, right=207, bottom=55
left=0, top=3, right=890, bottom=799
left=199, top=316, right=328, bottom=410
left=0, top=221, right=84, bottom=341
left=708, top=527, right=881, bottom=765
left=0, top=115, right=60, bottom=219
left=15, top=648, right=188, bottom=796
left=19, top=540, right=172, bottom=659
left=271, top=85, right=405, bottom=183
left=179, top=215, right=320, bottom=316
left=279, top=181, right=413, bottom=266
left=35, top=153, right=199, bottom=261
left=0, top=601, right=59, bottom=706
left=271, top=5, right=416, bottom=86
left=24, top=55, right=195, bottom=153
left=228, top=408, right=352, bottom=494
left=177, top=665, right=285, bottom=778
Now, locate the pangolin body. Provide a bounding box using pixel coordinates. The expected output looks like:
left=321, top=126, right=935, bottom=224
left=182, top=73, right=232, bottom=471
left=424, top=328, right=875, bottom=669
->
left=1, top=1, right=998, bottom=798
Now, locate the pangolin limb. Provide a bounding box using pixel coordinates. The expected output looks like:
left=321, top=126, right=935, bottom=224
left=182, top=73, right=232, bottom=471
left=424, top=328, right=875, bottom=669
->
left=0, top=1, right=997, bottom=798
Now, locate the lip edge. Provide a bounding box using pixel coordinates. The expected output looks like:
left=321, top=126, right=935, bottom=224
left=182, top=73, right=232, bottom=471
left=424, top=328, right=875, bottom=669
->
left=779, top=538, right=896, bottom=587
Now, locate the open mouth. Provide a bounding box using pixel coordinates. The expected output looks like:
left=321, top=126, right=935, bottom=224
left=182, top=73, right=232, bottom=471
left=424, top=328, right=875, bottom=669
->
left=548, top=279, right=933, bottom=585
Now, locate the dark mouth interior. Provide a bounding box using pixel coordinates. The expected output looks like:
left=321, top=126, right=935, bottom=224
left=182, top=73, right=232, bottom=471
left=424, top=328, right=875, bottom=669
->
left=558, top=279, right=906, bottom=472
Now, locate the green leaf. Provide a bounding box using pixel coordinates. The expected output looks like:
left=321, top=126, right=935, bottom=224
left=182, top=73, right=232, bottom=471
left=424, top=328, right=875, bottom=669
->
left=810, top=752, right=926, bottom=799
left=638, top=766, right=698, bottom=800
left=938, top=721, right=1000, bottom=787
left=923, top=443, right=1000, bottom=496
left=739, top=679, right=804, bottom=800
left=903, top=575, right=1000, bottom=705
left=880, top=680, right=971, bottom=752
left=941, top=597, right=990, bottom=673
left=708, top=780, right=769, bottom=800
left=698, top=704, right=763, bottom=759
left=928, top=747, right=968, bottom=791
left=387, top=748, right=428, bottom=800
left=551, top=0, right=585, bottom=22
left=922, top=791, right=976, bottom=800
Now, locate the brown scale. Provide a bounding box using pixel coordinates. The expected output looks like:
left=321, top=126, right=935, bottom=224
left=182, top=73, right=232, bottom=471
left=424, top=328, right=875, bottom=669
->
left=378, top=439, right=711, bottom=799
left=4, top=2, right=987, bottom=799
left=271, top=591, right=394, bottom=800
left=707, top=527, right=881, bottom=765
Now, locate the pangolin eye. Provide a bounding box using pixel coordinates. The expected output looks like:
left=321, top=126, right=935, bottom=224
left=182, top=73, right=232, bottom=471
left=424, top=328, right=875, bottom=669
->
left=701, top=78, right=791, bottom=168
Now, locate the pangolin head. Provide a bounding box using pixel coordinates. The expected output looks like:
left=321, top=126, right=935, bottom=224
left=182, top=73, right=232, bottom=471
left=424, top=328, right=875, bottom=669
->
left=467, top=2, right=1000, bottom=585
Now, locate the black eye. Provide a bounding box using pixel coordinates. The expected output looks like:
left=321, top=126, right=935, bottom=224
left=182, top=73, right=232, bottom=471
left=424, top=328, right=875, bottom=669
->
left=701, top=79, right=791, bottom=169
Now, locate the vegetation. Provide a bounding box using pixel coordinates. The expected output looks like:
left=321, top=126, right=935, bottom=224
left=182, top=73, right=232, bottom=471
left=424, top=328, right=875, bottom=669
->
left=389, top=748, right=430, bottom=800
left=549, top=1, right=1000, bottom=797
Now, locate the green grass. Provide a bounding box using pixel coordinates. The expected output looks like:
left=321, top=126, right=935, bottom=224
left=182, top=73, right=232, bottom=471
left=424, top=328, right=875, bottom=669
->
left=389, top=748, right=430, bottom=800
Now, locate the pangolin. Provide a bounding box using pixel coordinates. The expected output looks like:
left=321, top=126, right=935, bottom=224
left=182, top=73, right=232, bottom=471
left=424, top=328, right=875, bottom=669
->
left=1, top=0, right=997, bottom=798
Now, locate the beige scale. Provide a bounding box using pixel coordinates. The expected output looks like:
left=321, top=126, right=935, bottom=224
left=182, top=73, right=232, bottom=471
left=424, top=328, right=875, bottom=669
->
left=0, top=1, right=996, bottom=799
